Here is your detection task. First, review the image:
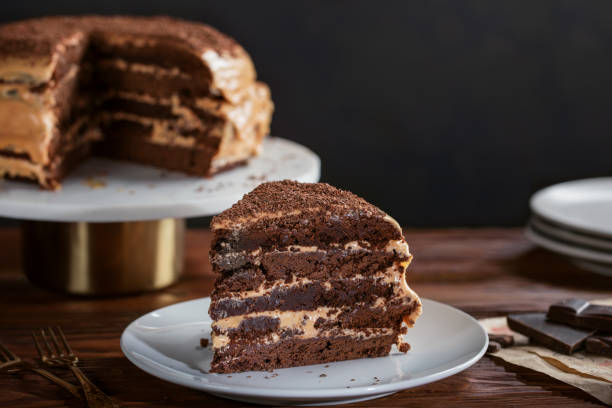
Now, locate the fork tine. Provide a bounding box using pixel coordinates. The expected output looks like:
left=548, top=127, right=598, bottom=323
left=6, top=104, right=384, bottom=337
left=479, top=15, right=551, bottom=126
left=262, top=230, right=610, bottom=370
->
left=39, top=328, right=57, bottom=358
left=0, top=343, right=16, bottom=362
left=32, top=332, right=45, bottom=360
left=55, top=327, right=74, bottom=357
left=47, top=327, right=64, bottom=358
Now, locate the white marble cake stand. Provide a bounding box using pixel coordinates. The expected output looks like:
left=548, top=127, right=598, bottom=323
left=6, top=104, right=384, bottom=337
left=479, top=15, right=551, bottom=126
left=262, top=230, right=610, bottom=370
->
left=1, top=137, right=320, bottom=295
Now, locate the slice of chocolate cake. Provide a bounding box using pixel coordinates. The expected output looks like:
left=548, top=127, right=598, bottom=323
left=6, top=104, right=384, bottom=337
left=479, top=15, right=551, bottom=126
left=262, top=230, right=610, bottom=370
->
left=209, top=180, right=422, bottom=373
left=0, top=16, right=273, bottom=189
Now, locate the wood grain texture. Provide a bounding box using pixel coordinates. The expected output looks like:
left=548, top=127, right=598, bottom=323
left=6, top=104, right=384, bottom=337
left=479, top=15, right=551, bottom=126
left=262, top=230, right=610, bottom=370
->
left=0, top=228, right=610, bottom=407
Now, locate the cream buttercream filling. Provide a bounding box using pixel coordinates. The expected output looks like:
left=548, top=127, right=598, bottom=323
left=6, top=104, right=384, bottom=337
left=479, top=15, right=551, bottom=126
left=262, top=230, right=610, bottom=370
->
left=209, top=83, right=272, bottom=171
left=98, top=58, right=192, bottom=80
left=202, top=49, right=256, bottom=104
left=0, top=156, right=46, bottom=184
left=0, top=64, right=81, bottom=164
left=0, top=99, right=56, bottom=163
left=0, top=57, right=57, bottom=84
left=101, top=33, right=161, bottom=48
left=212, top=306, right=397, bottom=350
left=213, top=209, right=306, bottom=230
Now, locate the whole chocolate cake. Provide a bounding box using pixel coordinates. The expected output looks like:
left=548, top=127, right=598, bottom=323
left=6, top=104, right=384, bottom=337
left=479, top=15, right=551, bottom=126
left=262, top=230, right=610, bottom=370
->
left=0, top=16, right=273, bottom=189
left=208, top=180, right=422, bottom=373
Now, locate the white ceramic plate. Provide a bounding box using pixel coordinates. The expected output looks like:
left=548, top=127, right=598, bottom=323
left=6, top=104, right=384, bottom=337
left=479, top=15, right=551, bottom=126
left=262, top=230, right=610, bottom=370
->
left=531, top=178, right=612, bottom=238
left=525, top=225, right=612, bottom=268
left=530, top=216, right=612, bottom=252
left=0, top=137, right=320, bottom=222
left=121, top=298, right=487, bottom=406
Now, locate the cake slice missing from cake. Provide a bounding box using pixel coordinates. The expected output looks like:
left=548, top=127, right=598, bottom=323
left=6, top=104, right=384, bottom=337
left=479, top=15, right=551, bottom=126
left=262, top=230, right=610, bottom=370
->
left=208, top=180, right=422, bottom=373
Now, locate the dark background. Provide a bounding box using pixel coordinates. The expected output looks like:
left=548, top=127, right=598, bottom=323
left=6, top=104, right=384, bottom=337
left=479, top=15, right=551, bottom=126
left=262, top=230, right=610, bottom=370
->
left=2, top=0, right=612, bottom=227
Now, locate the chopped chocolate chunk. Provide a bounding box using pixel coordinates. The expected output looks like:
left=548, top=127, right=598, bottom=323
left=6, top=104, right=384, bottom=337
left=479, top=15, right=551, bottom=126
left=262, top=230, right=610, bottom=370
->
left=585, top=335, right=612, bottom=357
left=200, top=338, right=209, bottom=347
left=507, top=313, right=595, bottom=354
left=547, top=299, right=612, bottom=331
left=488, top=334, right=514, bottom=348
left=487, top=341, right=502, bottom=353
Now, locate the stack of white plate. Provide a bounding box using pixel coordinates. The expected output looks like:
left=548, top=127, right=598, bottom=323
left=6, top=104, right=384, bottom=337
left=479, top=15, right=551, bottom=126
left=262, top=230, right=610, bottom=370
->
left=527, top=177, right=612, bottom=277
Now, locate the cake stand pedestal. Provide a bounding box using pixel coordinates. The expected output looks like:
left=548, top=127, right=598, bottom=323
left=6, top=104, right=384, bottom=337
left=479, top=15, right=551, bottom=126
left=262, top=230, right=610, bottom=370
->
left=0, top=138, right=320, bottom=295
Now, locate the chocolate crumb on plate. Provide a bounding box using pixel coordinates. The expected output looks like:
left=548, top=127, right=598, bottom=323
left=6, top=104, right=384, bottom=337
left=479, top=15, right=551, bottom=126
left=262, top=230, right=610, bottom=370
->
left=200, top=338, right=209, bottom=347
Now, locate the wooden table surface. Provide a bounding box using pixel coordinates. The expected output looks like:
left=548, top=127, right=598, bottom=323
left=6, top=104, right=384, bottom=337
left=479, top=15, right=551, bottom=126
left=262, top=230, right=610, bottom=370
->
left=1, top=228, right=611, bottom=407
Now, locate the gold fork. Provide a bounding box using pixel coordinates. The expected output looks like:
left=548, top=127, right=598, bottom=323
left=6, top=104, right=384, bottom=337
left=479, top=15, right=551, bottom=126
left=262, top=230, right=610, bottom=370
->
left=0, top=342, right=82, bottom=399
left=33, top=327, right=122, bottom=408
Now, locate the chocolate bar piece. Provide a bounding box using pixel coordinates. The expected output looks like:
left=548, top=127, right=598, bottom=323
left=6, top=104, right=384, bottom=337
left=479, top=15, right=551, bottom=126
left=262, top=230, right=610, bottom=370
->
left=586, top=336, right=612, bottom=357
left=507, top=313, right=595, bottom=354
left=547, top=299, right=612, bottom=331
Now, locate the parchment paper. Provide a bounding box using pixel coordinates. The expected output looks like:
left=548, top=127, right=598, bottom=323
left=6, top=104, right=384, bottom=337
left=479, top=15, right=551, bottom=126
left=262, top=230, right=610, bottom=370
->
left=479, top=299, right=612, bottom=405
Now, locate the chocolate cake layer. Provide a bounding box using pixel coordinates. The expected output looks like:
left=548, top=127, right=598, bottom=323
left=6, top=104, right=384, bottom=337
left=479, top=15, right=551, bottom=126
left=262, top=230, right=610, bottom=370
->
left=211, top=335, right=398, bottom=373
left=96, top=121, right=219, bottom=176
left=94, top=59, right=211, bottom=98
left=212, top=214, right=403, bottom=254
left=210, top=278, right=397, bottom=320
left=212, top=242, right=409, bottom=278
left=209, top=181, right=422, bottom=373
left=211, top=182, right=404, bottom=254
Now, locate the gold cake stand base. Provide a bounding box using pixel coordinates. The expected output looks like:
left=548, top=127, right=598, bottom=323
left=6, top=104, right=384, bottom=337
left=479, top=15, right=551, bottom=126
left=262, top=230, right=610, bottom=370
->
left=21, top=218, right=185, bottom=296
